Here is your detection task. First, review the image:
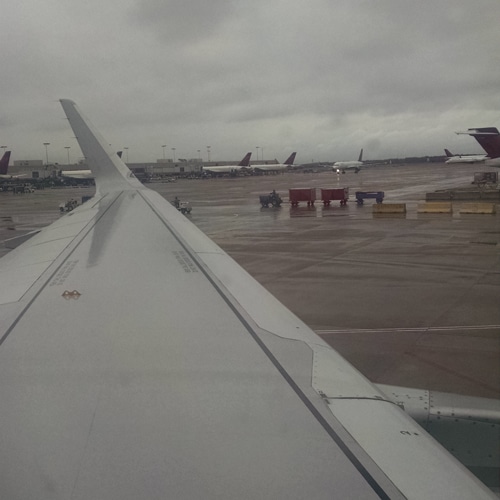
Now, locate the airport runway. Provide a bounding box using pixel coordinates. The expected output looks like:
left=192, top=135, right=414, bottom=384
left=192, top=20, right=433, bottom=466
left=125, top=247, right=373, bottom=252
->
left=1, top=162, right=499, bottom=398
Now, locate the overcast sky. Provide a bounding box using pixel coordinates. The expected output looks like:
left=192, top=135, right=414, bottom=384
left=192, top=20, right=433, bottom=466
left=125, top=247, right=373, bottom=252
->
left=2, top=0, right=500, bottom=165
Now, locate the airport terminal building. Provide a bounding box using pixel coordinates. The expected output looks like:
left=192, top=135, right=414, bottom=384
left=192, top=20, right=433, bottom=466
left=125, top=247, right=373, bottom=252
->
left=10, top=157, right=282, bottom=180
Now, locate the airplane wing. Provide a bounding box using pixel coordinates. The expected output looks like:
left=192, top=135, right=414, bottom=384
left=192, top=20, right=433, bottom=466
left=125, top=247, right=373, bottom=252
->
left=0, top=100, right=494, bottom=499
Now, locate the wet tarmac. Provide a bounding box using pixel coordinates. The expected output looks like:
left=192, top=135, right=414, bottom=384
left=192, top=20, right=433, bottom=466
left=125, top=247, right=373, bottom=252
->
left=1, top=162, right=499, bottom=398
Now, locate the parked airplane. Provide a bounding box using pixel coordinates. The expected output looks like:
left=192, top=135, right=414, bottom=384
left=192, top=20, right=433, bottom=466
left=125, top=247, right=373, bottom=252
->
left=333, top=148, right=364, bottom=173
left=252, top=152, right=296, bottom=172
left=0, top=151, right=26, bottom=179
left=202, top=152, right=252, bottom=174
left=456, top=127, right=500, bottom=167
left=0, top=100, right=496, bottom=499
left=444, top=148, right=486, bottom=164
left=60, top=168, right=94, bottom=179
left=60, top=151, right=123, bottom=180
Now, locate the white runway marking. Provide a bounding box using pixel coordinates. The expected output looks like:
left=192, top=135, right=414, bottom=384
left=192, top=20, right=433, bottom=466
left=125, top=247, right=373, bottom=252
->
left=316, top=325, right=500, bottom=335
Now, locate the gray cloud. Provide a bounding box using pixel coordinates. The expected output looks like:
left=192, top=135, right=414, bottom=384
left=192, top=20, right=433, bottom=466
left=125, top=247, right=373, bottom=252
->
left=1, top=0, right=499, bottom=163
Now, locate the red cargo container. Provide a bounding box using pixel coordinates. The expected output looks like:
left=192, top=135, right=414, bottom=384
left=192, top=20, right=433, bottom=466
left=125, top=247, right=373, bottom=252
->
left=320, top=187, right=349, bottom=206
left=289, top=188, right=316, bottom=207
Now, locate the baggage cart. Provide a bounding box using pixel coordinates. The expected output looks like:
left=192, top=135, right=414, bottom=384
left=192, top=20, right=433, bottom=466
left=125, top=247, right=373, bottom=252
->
left=289, top=188, right=316, bottom=207
left=355, top=191, right=384, bottom=205
left=320, top=187, right=349, bottom=206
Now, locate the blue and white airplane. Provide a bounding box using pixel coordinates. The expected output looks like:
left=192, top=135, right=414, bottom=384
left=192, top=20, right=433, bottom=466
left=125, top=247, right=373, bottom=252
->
left=333, top=148, right=364, bottom=173
left=444, top=148, right=486, bottom=164
left=202, top=152, right=252, bottom=174
left=252, top=152, right=296, bottom=172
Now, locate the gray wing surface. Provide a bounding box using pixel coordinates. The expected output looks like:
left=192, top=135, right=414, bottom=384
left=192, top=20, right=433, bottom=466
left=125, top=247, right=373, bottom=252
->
left=0, top=100, right=494, bottom=499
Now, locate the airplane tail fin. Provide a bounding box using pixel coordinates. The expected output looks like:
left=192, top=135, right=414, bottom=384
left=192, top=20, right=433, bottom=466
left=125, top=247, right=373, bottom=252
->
left=459, top=127, right=500, bottom=159
left=283, top=152, right=296, bottom=165
left=238, top=152, right=252, bottom=166
left=358, top=148, right=363, bottom=162
left=444, top=149, right=454, bottom=157
left=473, top=128, right=500, bottom=158
left=0, top=151, right=11, bottom=175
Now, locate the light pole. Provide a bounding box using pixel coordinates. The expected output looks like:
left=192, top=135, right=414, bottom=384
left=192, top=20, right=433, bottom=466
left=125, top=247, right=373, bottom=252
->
left=261, top=147, right=264, bottom=162
left=43, top=142, right=50, bottom=167
left=256, top=146, right=260, bottom=162
left=162, top=145, right=166, bottom=160
left=206, top=146, right=211, bottom=162
left=171, top=147, right=176, bottom=162
left=65, top=146, right=71, bottom=165
left=124, top=147, right=129, bottom=163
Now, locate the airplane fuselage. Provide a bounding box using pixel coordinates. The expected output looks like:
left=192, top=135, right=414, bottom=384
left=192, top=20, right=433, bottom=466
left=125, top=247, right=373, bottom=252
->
left=333, top=161, right=362, bottom=169
left=252, top=164, right=289, bottom=172
left=202, top=165, right=249, bottom=174
left=0, top=174, right=26, bottom=180
left=445, top=155, right=486, bottom=164
left=60, top=169, right=94, bottom=179
left=333, top=161, right=362, bottom=173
